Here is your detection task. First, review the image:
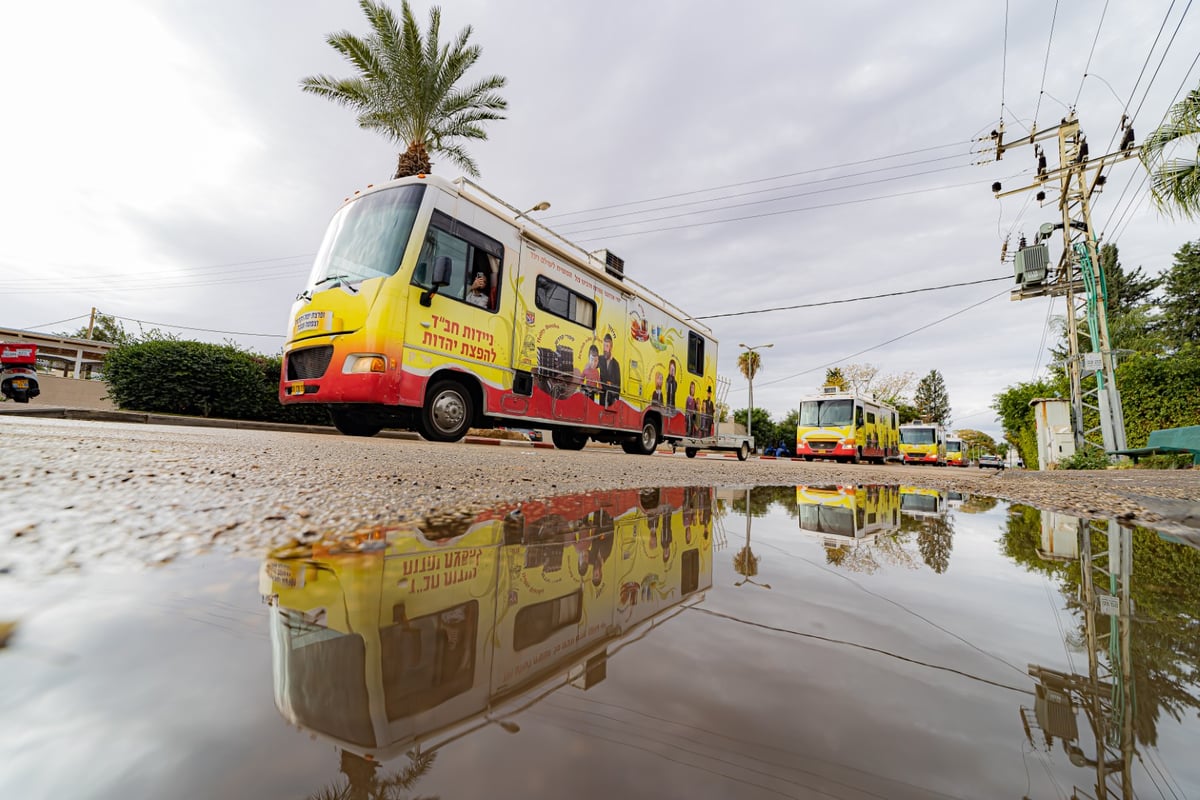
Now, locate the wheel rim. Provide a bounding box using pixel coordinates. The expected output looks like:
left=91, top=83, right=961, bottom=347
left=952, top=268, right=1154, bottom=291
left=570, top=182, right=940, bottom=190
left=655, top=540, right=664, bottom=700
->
left=641, top=422, right=656, bottom=450
left=431, top=389, right=466, bottom=435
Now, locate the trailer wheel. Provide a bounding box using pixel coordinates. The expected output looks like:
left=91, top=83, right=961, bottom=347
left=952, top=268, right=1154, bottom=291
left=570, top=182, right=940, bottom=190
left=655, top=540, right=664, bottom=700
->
left=330, top=409, right=383, bottom=437
left=551, top=429, right=588, bottom=450
left=685, top=447, right=698, bottom=458
left=737, top=442, right=750, bottom=461
left=420, top=380, right=473, bottom=442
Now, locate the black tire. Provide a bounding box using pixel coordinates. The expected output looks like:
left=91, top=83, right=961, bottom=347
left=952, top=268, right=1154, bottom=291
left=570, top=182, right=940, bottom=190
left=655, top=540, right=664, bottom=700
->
left=551, top=429, right=588, bottom=450
left=737, top=442, right=750, bottom=461
left=330, top=409, right=383, bottom=437
left=12, top=390, right=28, bottom=404
left=852, top=447, right=863, bottom=464
left=685, top=447, right=699, bottom=458
left=420, top=380, right=473, bottom=442
left=803, top=456, right=813, bottom=462
left=623, top=418, right=659, bottom=456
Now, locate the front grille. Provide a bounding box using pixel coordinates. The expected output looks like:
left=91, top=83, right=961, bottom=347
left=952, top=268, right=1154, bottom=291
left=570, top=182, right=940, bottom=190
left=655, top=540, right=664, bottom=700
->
left=809, top=441, right=836, bottom=451
left=287, top=346, right=333, bottom=380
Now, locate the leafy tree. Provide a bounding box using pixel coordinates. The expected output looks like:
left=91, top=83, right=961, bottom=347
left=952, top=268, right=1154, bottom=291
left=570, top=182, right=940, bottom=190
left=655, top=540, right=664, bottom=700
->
left=1141, top=87, right=1200, bottom=219
left=733, top=407, right=775, bottom=447
left=955, top=428, right=998, bottom=456
left=894, top=401, right=921, bottom=425
left=1156, top=239, right=1200, bottom=349
left=302, top=0, right=508, bottom=179
left=777, top=407, right=799, bottom=451
left=1100, top=243, right=1159, bottom=313
left=839, top=362, right=915, bottom=405
left=1113, top=343, right=1200, bottom=447
left=823, top=367, right=847, bottom=390
left=991, top=378, right=1059, bottom=469
left=59, top=311, right=134, bottom=346
left=912, top=369, right=950, bottom=425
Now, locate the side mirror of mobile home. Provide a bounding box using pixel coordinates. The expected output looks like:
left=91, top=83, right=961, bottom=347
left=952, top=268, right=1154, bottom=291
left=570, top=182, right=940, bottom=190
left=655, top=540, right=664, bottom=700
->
left=421, top=256, right=454, bottom=306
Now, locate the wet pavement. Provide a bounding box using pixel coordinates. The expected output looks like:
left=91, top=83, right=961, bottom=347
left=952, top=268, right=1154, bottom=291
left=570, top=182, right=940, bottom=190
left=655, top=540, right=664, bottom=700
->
left=2, top=484, right=1199, bottom=799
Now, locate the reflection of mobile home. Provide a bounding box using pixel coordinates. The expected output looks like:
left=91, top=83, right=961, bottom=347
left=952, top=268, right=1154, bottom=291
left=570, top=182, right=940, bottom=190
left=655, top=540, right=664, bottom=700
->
left=794, top=485, right=901, bottom=545
left=899, top=486, right=946, bottom=517
left=260, top=488, right=713, bottom=758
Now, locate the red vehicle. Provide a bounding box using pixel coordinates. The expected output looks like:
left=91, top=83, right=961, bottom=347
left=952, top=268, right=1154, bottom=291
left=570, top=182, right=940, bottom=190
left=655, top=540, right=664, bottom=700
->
left=1, top=343, right=39, bottom=403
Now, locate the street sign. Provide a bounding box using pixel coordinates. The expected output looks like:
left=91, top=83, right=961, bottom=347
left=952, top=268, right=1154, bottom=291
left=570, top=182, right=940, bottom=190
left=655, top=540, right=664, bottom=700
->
left=1098, top=593, right=1119, bottom=616
left=1083, top=352, right=1103, bottom=371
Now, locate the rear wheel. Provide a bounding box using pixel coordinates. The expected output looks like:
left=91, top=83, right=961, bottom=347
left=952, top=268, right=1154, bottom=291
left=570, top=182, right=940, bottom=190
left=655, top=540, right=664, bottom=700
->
left=685, top=447, right=699, bottom=458
left=330, top=409, right=383, bottom=437
left=551, top=429, right=588, bottom=450
left=420, top=380, right=473, bottom=442
left=737, top=442, right=750, bottom=461
left=11, top=390, right=28, bottom=404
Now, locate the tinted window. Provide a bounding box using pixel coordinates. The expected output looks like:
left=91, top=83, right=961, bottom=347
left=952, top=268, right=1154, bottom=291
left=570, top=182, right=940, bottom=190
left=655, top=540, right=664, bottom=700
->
left=535, top=276, right=595, bottom=328
left=687, top=332, right=705, bottom=376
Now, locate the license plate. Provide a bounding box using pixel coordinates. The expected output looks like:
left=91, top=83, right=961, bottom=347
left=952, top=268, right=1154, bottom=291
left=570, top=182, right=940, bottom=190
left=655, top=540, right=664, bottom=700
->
left=287, top=383, right=306, bottom=396
left=12, top=378, right=28, bottom=389
left=295, top=311, right=329, bottom=334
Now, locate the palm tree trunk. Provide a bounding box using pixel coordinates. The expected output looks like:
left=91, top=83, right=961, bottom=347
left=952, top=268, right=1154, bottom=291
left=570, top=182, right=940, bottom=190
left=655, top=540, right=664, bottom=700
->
left=394, top=142, right=432, bottom=179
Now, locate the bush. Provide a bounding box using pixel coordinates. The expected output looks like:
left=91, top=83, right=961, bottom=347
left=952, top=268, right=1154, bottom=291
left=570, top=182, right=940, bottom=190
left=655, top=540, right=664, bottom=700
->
left=1058, top=448, right=1112, bottom=470
left=103, top=340, right=330, bottom=425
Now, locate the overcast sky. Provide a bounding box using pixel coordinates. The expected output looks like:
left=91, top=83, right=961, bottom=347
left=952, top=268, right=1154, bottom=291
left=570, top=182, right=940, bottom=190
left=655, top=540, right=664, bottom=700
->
left=4, top=0, right=1199, bottom=438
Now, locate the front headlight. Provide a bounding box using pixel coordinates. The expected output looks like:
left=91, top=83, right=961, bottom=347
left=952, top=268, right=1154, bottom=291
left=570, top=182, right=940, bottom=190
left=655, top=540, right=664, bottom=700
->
left=345, top=354, right=387, bottom=374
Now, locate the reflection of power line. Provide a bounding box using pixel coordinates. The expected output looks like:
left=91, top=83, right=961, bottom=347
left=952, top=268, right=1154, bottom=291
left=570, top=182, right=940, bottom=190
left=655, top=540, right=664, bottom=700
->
left=529, top=708, right=847, bottom=800
left=549, top=693, right=969, bottom=800
left=692, top=606, right=1030, bottom=694
left=753, top=537, right=1028, bottom=678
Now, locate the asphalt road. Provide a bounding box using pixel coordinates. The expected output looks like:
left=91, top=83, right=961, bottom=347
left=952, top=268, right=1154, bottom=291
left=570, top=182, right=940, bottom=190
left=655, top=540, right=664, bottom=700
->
left=2, top=414, right=1198, bottom=573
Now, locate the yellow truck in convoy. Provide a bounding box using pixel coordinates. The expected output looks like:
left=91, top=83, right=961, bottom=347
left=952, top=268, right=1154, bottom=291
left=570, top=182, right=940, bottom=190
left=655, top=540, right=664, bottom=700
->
left=899, top=422, right=946, bottom=466
left=794, top=388, right=900, bottom=464
left=260, top=487, right=714, bottom=760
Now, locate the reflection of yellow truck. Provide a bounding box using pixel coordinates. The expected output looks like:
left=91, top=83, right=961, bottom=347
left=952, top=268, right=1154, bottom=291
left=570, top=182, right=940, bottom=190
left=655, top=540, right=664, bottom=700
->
left=794, top=484, right=901, bottom=544
left=795, top=388, right=899, bottom=464
left=899, top=486, right=946, bottom=517
left=899, top=423, right=946, bottom=465
left=260, top=487, right=713, bottom=758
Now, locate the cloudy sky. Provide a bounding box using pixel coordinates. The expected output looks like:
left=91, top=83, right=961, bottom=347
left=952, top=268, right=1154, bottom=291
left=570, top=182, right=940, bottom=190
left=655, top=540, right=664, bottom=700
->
left=4, top=0, right=1199, bottom=438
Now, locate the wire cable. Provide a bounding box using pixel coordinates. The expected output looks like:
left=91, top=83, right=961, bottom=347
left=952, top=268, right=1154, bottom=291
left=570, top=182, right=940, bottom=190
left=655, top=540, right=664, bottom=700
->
left=20, top=314, right=91, bottom=331
left=1073, top=0, right=1111, bottom=109
left=110, top=314, right=284, bottom=339
left=1129, top=0, right=1196, bottom=126
left=1032, top=0, right=1062, bottom=128
left=576, top=180, right=981, bottom=243
left=692, top=276, right=1011, bottom=321
left=750, top=289, right=1011, bottom=391
left=1102, top=0, right=1178, bottom=155
left=541, top=140, right=974, bottom=220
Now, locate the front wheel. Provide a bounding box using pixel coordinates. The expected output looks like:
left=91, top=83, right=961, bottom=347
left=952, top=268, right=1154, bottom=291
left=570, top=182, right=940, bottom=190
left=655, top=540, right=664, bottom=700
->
left=420, top=380, right=473, bottom=442
left=622, top=418, right=659, bottom=456
left=685, top=447, right=699, bottom=458
left=737, top=442, right=750, bottom=461
left=330, top=409, right=383, bottom=437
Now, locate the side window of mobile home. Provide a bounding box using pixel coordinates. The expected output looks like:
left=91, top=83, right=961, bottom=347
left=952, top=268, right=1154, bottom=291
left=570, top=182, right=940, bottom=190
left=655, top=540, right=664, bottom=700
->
left=411, top=210, right=504, bottom=310
left=535, top=275, right=595, bottom=328
left=687, top=332, right=704, bottom=376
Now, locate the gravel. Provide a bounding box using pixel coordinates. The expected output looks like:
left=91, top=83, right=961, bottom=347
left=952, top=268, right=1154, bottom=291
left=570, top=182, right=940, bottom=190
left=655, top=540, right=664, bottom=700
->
left=1, top=415, right=1197, bottom=574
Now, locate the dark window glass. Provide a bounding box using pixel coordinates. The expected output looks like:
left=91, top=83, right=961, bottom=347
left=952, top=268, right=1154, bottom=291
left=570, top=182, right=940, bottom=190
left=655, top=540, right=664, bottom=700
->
left=514, top=590, right=582, bottom=651
left=687, top=332, right=705, bottom=376
left=535, top=276, right=595, bottom=328
left=381, top=601, right=478, bottom=721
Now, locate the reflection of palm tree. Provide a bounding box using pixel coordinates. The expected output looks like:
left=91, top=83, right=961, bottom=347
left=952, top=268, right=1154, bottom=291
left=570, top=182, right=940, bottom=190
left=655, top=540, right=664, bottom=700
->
left=733, top=545, right=759, bottom=577
left=308, top=750, right=437, bottom=800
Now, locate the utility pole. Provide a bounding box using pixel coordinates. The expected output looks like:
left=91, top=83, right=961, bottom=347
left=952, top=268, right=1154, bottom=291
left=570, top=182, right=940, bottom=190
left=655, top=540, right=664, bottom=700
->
left=86, top=307, right=97, bottom=340
left=988, top=114, right=1133, bottom=456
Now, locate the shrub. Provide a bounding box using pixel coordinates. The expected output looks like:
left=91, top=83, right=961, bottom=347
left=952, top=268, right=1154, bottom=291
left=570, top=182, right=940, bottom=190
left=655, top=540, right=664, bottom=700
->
left=103, top=340, right=330, bottom=425
left=1058, top=448, right=1112, bottom=470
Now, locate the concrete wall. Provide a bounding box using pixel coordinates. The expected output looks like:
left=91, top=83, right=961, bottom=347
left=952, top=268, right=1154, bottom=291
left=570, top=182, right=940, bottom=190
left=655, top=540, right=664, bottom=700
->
left=22, top=375, right=116, bottom=410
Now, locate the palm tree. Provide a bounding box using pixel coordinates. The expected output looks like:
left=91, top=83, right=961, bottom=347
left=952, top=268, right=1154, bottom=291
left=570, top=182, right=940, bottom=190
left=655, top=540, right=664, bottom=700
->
left=1141, top=88, right=1200, bottom=219
left=302, top=0, right=508, bottom=179
left=824, top=367, right=847, bottom=391
left=737, top=350, right=761, bottom=383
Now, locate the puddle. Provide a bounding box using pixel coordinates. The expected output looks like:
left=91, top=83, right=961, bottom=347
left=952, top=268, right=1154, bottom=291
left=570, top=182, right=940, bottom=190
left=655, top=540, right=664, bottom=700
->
left=2, top=485, right=1199, bottom=799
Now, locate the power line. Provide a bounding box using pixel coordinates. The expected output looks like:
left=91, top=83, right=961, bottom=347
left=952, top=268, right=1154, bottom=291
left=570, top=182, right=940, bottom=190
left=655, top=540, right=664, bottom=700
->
left=576, top=180, right=982, bottom=243
left=541, top=139, right=974, bottom=220
left=554, top=153, right=973, bottom=230
left=1000, top=0, right=1009, bottom=123
left=1073, top=0, right=1111, bottom=108
left=692, top=276, right=1011, bottom=321
left=750, top=289, right=1011, bottom=391
left=21, top=314, right=91, bottom=331
left=1102, top=0, right=1178, bottom=155
left=111, top=314, right=284, bottom=339
left=562, top=161, right=976, bottom=237
left=1032, top=0, right=1062, bottom=127
left=1128, top=0, right=1196, bottom=126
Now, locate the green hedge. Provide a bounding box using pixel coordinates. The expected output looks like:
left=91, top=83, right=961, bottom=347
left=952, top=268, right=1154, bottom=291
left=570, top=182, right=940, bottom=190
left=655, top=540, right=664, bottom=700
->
left=103, top=340, right=330, bottom=425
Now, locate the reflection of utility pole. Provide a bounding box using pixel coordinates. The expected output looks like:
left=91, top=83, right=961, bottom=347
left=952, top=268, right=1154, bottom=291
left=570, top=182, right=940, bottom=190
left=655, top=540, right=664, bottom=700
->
left=734, top=488, right=770, bottom=590
left=990, top=115, right=1133, bottom=455
left=1020, top=519, right=1134, bottom=798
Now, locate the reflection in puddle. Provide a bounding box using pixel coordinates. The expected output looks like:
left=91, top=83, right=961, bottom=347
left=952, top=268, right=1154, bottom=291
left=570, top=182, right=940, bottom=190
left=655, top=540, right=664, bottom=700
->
left=261, top=487, right=714, bottom=797
left=3, top=485, right=1200, bottom=799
